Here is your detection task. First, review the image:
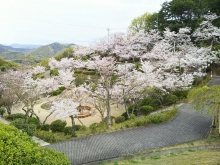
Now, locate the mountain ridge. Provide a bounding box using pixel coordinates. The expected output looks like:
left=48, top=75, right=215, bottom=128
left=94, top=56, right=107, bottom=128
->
left=0, top=42, right=75, bottom=63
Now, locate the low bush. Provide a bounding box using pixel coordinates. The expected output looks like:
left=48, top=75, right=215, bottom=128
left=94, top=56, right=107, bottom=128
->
left=83, top=70, right=96, bottom=75
left=50, top=86, right=66, bottom=96
left=89, top=123, right=98, bottom=133
left=10, top=118, right=37, bottom=136
left=148, top=114, right=165, bottom=124
left=0, top=123, right=70, bottom=165
left=22, top=124, right=37, bottom=136
left=79, top=125, right=87, bottom=131
left=50, top=120, right=67, bottom=132
left=141, top=98, right=160, bottom=108
left=115, top=116, right=126, bottom=123
left=173, top=90, right=189, bottom=100
left=130, top=113, right=136, bottom=119
left=74, top=124, right=82, bottom=131
left=51, top=90, right=61, bottom=96
left=40, top=124, right=50, bottom=131
left=127, top=104, right=138, bottom=114
left=50, top=69, right=59, bottom=76
left=35, top=130, right=56, bottom=143
left=74, top=70, right=83, bottom=74
left=0, top=107, right=6, bottom=116
left=28, top=117, right=40, bottom=126
left=165, top=94, right=178, bottom=105
left=6, top=113, right=25, bottom=121
left=10, top=118, right=25, bottom=129
left=140, top=105, right=154, bottom=115
left=64, top=126, right=72, bottom=135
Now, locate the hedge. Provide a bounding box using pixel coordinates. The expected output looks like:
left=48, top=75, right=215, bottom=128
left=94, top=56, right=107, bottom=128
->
left=10, top=118, right=37, bottom=136
left=0, top=123, right=70, bottom=165
left=50, top=119, right=67, bottom=132
left=6, top=113, right=25, bottom=121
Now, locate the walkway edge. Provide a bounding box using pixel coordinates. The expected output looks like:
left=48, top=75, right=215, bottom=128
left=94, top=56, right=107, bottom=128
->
left=84, top=145, right=220, bottom=165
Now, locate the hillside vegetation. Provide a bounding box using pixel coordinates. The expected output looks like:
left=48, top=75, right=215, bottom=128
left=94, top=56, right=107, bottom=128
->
left=26, top=42, right=74, bottom=58
left=0, top=58, right=19, bottom=71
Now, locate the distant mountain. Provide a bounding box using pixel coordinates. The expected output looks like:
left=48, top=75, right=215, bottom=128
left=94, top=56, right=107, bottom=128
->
left=0, top=44, right=30, bottom=53
left=0, top=42, right=75, bottom=64
left=10, top=44, right=42, bottom=49
left=26, top=42, right=75, bottom=58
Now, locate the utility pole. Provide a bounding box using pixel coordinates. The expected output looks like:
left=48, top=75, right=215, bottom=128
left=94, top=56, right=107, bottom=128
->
left=107, top=28, right=110, bottom=45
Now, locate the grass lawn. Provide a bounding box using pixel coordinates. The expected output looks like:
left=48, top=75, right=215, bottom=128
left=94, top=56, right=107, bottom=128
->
left=103, top=149, right=220, bottom=165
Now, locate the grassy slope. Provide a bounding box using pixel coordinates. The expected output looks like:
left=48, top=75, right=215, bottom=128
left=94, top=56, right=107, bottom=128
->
left=104, top=149, right=220, bottom=165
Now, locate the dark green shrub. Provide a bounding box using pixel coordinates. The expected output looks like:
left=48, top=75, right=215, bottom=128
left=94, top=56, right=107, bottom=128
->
left=79, top=125, right=87, bottom=131
left=74, top=70, right=83, bottom=73
left=0, top=107, right=6, bottom=116
left=35, top=130, right=56, bottom=143
left=10, top=118, right=37, bottom=136
left=140, top=105, right=154, bottom=115
left=149, top=114, right=165, bottom=124
left=173, top=90, right=189, bottom=100
left=28, top=117, right=40, bottom=126
left=130, top=113, right=136, bottom=119
left=50, top=120, right=67, bottom=132
left=0, top=123, right=70, bottom=165
left=51, top=89, right=61, bottom=96
left=83, top=70, right=96, bottom=75
left=50, top=86, right=66, bottom=96
left=135, top=120, right=144, bottom=127
left=6, top=113, right=25, bottom=121
left=165, top=94, right=178, bottom=105
left=22, top=124, right=37, bottom=136
left=141, top=98, right=160, bottom=108
left=89, top=123, right=98, bottom=133
left=64, top=126, right=72, bottom=135
left=58, top=86, right=66, bottom=91
left=115, top=116, right=126, bottom=123
left=41, top=124, right=50, bottom=131
left=127, top=104, right=138, bottom=114
left=50, top=69, right=59, bottom=76
left=74, top=124, right=82, bottom=131
left=10, top=118, right=25, bottom=129
left=121, top=112, right=129, bottom=120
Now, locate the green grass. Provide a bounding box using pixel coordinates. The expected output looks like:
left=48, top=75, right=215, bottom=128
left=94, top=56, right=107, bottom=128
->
left=103, top=149, right=220, bottom=165
left=40, top=102, right=52, bottom=110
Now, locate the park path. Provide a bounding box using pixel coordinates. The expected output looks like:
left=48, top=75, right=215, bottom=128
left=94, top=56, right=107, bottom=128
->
left=46, top=77, right=219, bottom=165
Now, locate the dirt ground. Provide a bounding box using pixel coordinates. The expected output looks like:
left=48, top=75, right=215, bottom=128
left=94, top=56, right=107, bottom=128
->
left=12, top=98, right=125, bottom=127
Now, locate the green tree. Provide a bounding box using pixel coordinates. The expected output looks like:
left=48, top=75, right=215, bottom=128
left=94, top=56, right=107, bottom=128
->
left=129, top=12, right=158, bottom=32
left=188, top=85, right=220, bottom=133
left=158, top=0, right=209, bottom=32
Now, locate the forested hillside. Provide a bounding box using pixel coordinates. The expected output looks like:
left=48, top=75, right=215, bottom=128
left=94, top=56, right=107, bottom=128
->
left=26, top=42, right=74, bottom=58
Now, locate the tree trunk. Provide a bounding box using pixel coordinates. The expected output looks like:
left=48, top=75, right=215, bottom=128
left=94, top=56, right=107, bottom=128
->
left=219, top=115, right=220, bottom=135
left=123, top=89, right=130, bottom=119
left=77, top=116, right=84, bottom=125
left=43, top=112, right=53, bottom=124
left=106, top=82, right=111, bottom=129
left=70, top=115, right=76, bottom=137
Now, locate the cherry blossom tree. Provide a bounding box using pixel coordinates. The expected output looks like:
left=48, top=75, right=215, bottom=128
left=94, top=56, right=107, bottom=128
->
left=1, top=65, right=75, bottom=123
left=84, top=56, right=117, bottom=129
left=192, top=14, right=220, bottom=49
left=48, top=98, right=79, bottom=137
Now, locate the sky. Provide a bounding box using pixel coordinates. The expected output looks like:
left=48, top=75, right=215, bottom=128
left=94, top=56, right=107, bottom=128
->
left=0, top=0, right=167, bottom=46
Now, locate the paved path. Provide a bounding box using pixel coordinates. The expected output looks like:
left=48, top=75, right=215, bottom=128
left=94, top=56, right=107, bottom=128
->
left=46, top=77, right=220, bottom=165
